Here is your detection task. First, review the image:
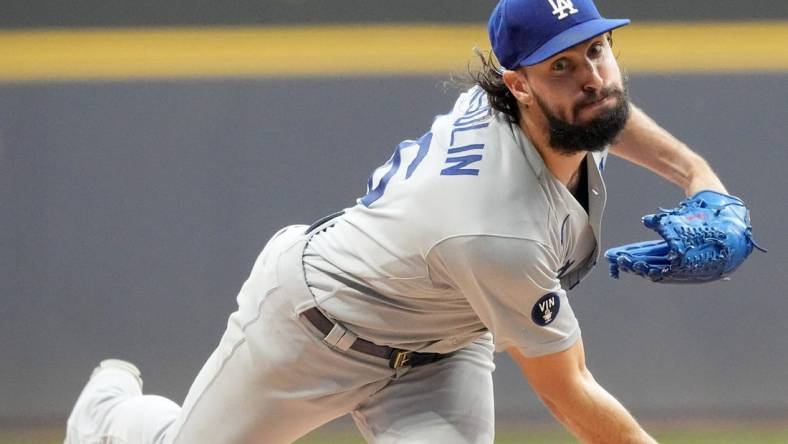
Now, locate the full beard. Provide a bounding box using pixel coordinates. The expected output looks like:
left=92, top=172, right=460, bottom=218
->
left=534, top=80, right=631, bottom=155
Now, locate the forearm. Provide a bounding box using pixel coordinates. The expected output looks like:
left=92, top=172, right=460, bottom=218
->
left=612, top=104, right=726, bottom=196
left=538, top=370, right=657, bottom=444
left=511, top=343, right=657, bottom=444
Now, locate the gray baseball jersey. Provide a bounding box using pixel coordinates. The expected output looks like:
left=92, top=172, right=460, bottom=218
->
left=65, top=86, right=610, bottom=444
left=304, top=86, right=607, bottom=356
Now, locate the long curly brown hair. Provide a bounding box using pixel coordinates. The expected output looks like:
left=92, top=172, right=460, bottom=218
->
left=468, top=48, right=521, bottom=123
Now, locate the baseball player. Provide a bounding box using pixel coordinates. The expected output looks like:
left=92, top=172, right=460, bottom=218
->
left=64, top=0, right=760, bottom=443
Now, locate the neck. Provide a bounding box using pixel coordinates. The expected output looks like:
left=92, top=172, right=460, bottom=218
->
left=519, top=115, right=587, bottom=187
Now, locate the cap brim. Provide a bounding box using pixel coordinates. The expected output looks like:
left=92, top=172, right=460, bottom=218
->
left=517, top=18, right=630, bottom=67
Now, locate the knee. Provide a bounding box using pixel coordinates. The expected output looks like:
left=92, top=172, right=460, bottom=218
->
left=106, top=395, right=181, bottom=443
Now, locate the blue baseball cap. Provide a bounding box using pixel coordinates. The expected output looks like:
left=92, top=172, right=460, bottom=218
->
left=489, top=0, right=630, bottom=69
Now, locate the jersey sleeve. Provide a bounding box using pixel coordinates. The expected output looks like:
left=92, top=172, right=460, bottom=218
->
left=427, top=235, right=580, bottom=356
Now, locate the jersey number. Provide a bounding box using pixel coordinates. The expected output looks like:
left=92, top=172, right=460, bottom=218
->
left=360, top=132, right=433, bottom=207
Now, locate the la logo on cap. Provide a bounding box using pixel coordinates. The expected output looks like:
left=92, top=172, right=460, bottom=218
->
left=548, top=0, right=579, bottom=20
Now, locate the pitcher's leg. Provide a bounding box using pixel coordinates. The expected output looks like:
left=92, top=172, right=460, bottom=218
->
left=64, top=225, right=397, bottom=444
left=65, top=360, right=180, bottom=444
left=168, top=285, right=396, bottom=444
left=107, top=395, right=181, bottom=444
left=352, top=334, right=496, bottom=444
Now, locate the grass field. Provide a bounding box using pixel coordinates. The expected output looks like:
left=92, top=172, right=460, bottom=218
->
left=4, top=424, right=788, bottom=444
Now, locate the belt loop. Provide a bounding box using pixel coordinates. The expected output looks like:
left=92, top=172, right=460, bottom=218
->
left=301, top=307, right=449, bottom=368
left=335, top=329, right=357, bottom=351
left=323, top=322, right=357, bottom=352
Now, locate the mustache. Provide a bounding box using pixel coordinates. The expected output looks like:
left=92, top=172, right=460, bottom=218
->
left=574, top=86, right=626, bottom=113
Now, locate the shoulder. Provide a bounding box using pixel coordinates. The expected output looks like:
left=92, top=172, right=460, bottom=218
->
left=426, top=233, right=580, bottom=356
left=431, top=87, right=512, bottom=151
left=413, top=91, right=555, bottom=235
left=427, top=234, right=561, bottom=284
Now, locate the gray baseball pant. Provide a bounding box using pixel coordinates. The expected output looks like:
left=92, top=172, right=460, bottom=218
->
left=65, top=225, right=496, bottom=444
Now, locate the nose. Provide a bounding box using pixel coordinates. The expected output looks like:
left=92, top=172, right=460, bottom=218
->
left=581, top=60, right=604, bottom=94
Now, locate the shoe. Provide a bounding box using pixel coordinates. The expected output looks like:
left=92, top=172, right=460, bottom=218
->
left=91, top=359, right=143, bottom=389
left=64, top=359, right=144, bottom=444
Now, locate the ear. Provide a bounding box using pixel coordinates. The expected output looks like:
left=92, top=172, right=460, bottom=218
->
left=502, top=69, right=532, bottom=107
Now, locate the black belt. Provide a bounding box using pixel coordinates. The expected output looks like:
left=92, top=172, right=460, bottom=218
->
left=301, top=307, right=449, bottom=369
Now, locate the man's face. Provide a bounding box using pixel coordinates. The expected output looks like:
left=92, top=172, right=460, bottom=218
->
left=523, top=34, right=630, bottom=155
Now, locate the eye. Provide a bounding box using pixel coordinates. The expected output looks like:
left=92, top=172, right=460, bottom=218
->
left=551, top=58, right=569, bottom=71
left=588, top=42, right=604, bottom=59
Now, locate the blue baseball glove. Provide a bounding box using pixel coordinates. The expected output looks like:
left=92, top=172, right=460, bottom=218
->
left=605, top=190, right=765, bottom=283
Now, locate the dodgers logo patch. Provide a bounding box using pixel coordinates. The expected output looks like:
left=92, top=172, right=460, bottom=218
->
left=532, top=293, right=560, bottom=326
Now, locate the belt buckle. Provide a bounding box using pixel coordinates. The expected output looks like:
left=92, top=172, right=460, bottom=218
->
left=389, top=350, right=411, bottom=369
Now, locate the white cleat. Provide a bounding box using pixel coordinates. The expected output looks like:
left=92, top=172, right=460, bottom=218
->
left=64, top=359, right=144, bottom=444
left=91, top=359, right=144, bottom=389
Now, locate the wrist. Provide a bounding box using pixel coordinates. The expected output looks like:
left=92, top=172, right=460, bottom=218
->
left=685, top=160, right=727, bottom=196
left=686, top=179, right=727, bottom=196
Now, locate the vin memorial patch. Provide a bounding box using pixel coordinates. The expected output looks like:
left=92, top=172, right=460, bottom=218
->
left=531, top=293, right=560, bottom=326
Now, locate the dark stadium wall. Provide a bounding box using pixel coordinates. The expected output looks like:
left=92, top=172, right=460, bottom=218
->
left=1, top=0, right=787, bottom=426
left=1, top=75, right=786, bottom=422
